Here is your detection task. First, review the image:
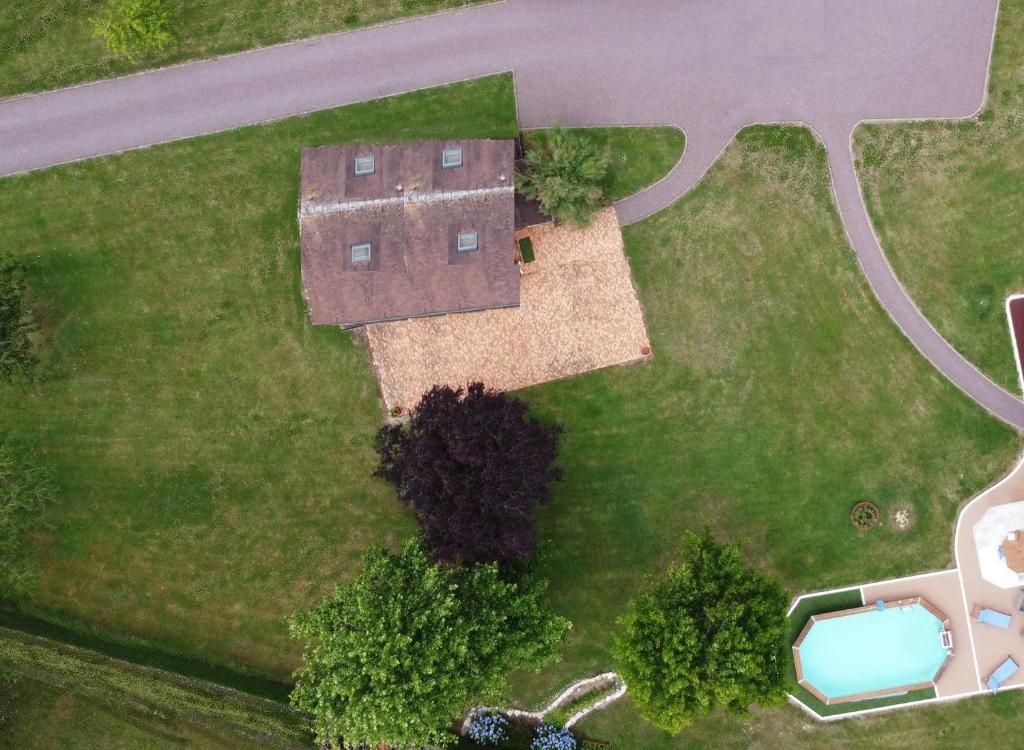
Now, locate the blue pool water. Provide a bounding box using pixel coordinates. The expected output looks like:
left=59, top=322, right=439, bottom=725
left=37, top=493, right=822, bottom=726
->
left=796, top=603, right=948, bottom=700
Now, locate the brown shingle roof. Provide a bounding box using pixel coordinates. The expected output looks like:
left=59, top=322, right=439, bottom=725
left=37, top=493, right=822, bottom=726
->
left=299, top=140, right=520, bottom=327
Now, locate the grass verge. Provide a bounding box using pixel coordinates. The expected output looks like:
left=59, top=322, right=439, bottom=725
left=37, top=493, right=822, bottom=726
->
left=853, top=0, right=1024, bottom=392
left=0, top=627, right=309, bottom=746
left=0, top=604, right=290, bottom=701
left=0, top=676, right=291, bottom=750
left=575, top=687, right=1024, bottom=750
left=0, top=0, right=486, bottom=98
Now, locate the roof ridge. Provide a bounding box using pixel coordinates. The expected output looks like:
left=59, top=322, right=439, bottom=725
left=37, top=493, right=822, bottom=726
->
left=300, top=184, right=514, bottom=219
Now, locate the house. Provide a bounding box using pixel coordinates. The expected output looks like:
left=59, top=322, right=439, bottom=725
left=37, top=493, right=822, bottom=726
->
left=298, top=138, right=650, bottom=419
left=299, top=139, right=521, bottom=328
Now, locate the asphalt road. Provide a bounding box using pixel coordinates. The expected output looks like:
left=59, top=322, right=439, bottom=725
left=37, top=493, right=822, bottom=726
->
left=2, top=0, right=1019, bottom=427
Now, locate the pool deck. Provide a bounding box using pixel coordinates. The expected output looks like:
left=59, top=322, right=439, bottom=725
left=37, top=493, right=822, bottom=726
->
left=790, top=452, right=1024, bottom=720
left=862, top=574, right=977, bottom=698
left=955, top=454, right=1024, bottom=694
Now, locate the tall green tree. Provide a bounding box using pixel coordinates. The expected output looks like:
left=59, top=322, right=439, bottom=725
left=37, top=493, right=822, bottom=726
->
left=0, top=253, right=37, bottom=380
left=290, top=540, right=570, bottom=749
left=93, top=0, right=177, bottom=61
left=614, top=531, right=788, bottom=733
left=518, top=126, right=610, bottom=226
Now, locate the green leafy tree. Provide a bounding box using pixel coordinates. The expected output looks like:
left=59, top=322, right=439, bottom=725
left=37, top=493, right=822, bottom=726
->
left=0, top=253, right=38, bottom=380
left=93, top=0, right=177, bottom=61
left=290, top=539, right=570, bottom=749
left=518, top=126, right=610, bottom=226
left=613, top=531, right=788, bottom=733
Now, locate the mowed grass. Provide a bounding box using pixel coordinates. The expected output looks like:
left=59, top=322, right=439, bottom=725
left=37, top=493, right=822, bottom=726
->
left=507, top=126, right=1018, bottom=717
left=0, top=75, right=692, bottom=684
left=521, top=126, right=685, bottom=202
left=0, top=678, right=280, bottom=750
left=577, top=686, right=1024, bottom=749
left=1, top=72, right=1020, bottom=748
left=0, top=0, right=485, bottom=98
left=0, top=76, right=518, bottom=679
left=854, top=0, right=1024, bottom=392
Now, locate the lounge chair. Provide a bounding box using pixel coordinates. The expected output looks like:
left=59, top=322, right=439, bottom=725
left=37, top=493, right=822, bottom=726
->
left=987, top=657, right=1019, bottom=694
left=972, top=605, right=1012, bottom=629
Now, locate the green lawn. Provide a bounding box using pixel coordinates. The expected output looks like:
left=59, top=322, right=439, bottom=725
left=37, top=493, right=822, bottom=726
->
left=506, top=124, right=1018, bottom=718
left=0, top=626, right=308, bottom=744
left=854, top=0, right=1024, bottom=392
left=577, top=686, right=1024, bottom=749
left=0, top=0, right=485, bottom=98
left=521, top=126, right=685, bottom=202
left=0, top=74, right=687, bottom=685
left=1, top=70, right=1020, bottom=748
left=0, top=677, right=281, bottom=750
left=0, top=75, right=518, bottom=680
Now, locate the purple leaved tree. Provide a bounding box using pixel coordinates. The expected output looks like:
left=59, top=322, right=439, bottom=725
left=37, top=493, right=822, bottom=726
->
left=376, top=383, right=562, bottom=566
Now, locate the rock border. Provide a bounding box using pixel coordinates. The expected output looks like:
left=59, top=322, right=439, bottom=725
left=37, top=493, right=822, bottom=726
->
left=463, top=672, right=627, bottom=734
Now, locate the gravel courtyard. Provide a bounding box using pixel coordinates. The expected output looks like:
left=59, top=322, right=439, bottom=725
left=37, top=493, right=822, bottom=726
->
left=366, top=208, right=651, bottom=412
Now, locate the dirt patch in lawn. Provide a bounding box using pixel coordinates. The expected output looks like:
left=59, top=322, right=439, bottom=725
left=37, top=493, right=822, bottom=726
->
left=366, top=208, right=651, bottom=411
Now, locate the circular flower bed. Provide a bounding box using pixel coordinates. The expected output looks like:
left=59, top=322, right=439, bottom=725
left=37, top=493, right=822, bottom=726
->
left=850, top=500, right=881, bottom=531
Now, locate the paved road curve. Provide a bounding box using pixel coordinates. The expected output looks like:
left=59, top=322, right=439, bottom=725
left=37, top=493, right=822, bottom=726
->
left=2, top=0, right=1019, bottom=427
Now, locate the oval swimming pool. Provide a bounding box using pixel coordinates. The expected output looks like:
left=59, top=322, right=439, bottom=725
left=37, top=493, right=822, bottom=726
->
left=793, top=599, right=951, bottom=704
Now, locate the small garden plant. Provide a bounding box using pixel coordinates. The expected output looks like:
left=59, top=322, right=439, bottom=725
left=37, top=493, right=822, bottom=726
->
left=531, top=724, right=576, bottom=750
left=93, top=0, right=177, bottom=60
left=468, top=711, right=509, bottom=746
left=517, top=125, right=610, bottom=226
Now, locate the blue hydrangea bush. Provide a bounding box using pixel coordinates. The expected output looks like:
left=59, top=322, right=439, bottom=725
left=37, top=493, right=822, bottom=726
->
left=467, top=711, right=509, bottom=745
left=531, top=724, right=576, bottom=750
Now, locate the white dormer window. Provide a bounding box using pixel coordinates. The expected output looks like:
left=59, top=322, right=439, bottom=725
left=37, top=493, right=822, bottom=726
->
left=351, top=242, right=372, bottom=263
left=457, top=231, right=478, bottom=253
left=442, top=147, right=463, bottom=169
left=354, top=155, right=375, bottom=176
